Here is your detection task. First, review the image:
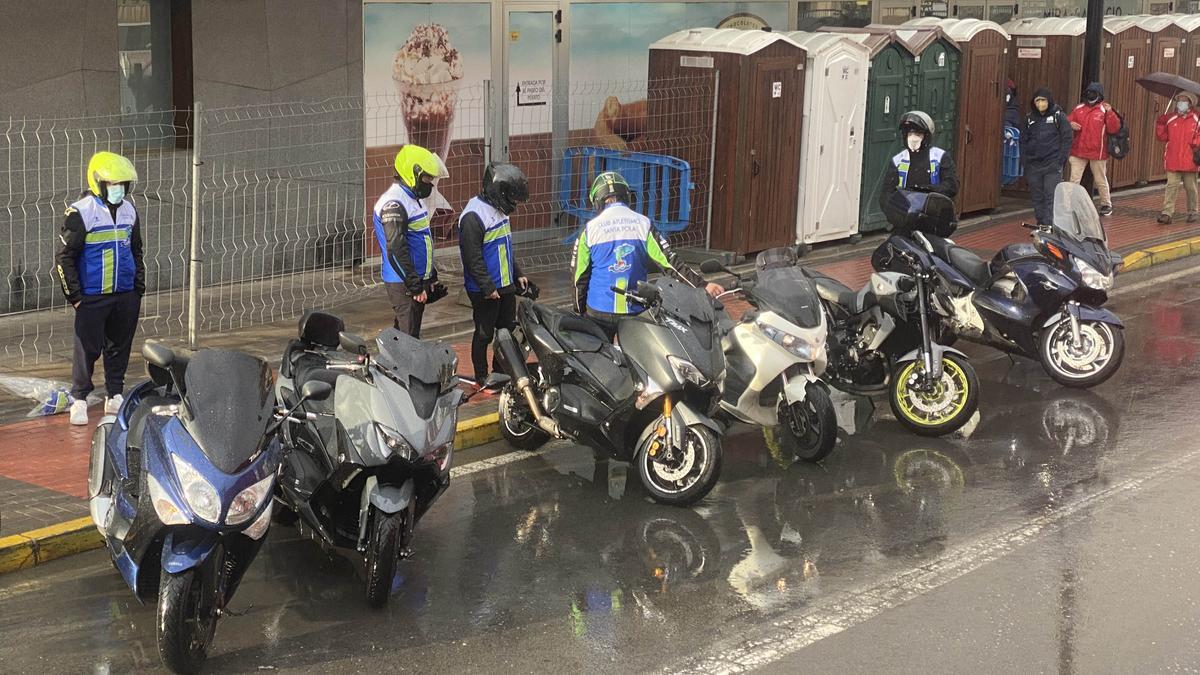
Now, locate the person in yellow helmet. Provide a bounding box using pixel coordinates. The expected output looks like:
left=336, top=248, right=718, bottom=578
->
left=372, top=144, right=449, bottom=336
left=55, top=151, right=146, bottom=425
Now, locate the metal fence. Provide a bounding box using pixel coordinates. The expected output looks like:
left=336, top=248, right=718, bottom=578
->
left=0, top=76, right=718, bottom=364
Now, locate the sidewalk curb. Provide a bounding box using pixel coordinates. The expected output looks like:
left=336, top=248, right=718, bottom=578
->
left=1120, top=235, right=1200, bottom=273
left=0, top=517, right=102, bottom=575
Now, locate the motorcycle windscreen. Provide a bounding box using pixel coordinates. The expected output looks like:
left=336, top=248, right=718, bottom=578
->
left=182, top=349, right=276, bottom=474
left=754, top=250, right=822, bottom=329
left=883, top=190, right=957, bottom=238
left=1051, top=182, right=1113, bottom=272
left=374, top=328, right=457, bottom=419
left=654, top=278, right=722, bottom=374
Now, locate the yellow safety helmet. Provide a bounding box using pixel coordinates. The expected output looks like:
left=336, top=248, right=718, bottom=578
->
left=393, top=144, right=448, bottom=198
left=87, top=151, right=138, bottom=197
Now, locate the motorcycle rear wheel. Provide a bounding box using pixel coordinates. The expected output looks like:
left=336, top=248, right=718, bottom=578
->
left=636, top=424, right=722, bottom=507
left=499, top=386, right=551, bottom=450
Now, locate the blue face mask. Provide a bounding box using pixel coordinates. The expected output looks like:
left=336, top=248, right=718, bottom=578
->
left=105, top=184, right=125, bottom=205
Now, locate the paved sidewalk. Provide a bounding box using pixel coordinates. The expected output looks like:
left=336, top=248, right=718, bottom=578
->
left=0, top=187, right=1194, bottom=538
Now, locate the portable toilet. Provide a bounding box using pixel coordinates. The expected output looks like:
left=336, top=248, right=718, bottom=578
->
left=907, top=18, right=1011, bottom=214
left=883, top=25, right=962, bottom=159
left=1103, top=17, right=1156, bottom=190
left=1177, top=15, right=1200, bottom=83
left=648, top=28, right=806, bottom=255
left=782, top=32, right=871, bottom=246
left=1003, top=17, right=1087, bottom=130
left=1143, top=15, right=1188, bottom=184
left=819, top=27, right=918, bottom=233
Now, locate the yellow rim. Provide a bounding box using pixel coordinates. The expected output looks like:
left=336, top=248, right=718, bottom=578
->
left=894, top=358, right=969, bottom=427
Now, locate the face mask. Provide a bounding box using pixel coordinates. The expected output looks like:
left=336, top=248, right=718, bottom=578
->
left=907, top=133, right=923, bottom=152
left=105, top=184, right=125, bottom=205
left=1178, top=100, right=1191, bottom=115
left=1086, top=93, right=1100, bottom=104
left=412, top=178, right=434, bottom=200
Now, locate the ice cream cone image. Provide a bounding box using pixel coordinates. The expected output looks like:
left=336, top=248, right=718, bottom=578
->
left=393, top=24, right=463, bottom=164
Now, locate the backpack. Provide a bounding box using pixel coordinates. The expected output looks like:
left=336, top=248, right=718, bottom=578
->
left=1106, top=109, right=1130, bottom=160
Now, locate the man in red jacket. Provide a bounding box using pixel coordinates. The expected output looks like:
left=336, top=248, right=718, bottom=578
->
left=1155, top=92, right=1200, bottom=224
left=1067, top=82, right=1122, bottom=216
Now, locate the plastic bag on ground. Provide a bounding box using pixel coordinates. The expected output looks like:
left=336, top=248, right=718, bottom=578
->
left=0, top=374, right=103, bottom=417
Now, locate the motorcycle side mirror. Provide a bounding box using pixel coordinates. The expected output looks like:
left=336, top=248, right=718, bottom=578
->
left=300, top=380, right=333, bottom=402
left=338, top=331, right=368, bottom=356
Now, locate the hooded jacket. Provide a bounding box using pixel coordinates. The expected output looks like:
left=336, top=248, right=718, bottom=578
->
left=1155, top=93, right=1200, bottom=173
left=1020, top=88, right=1073, bottom=168
left=1068, top=82, right=1121, bottom=161
left=1004, top=81, right=1022, bottom=129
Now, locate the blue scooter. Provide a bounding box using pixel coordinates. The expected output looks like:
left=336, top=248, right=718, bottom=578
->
left=88, top=343, right=330, bottom=673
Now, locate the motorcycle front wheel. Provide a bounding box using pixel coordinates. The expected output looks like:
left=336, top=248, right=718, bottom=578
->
left=889, top=353, right=979, bottom=437
left=776, top=383, right=838, bottom=463
left=365, top=507, right=403, bottom=608
left=499, top=386, right=551, bottom=450
left=636, top=423, right=722, bottom=507
left=157, top=550, right=221, bottom=674
left=1040, top=318, right=1125, bottom=388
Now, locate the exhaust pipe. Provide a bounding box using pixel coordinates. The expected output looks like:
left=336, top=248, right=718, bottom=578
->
left=494, top=330, right=561, bottom=438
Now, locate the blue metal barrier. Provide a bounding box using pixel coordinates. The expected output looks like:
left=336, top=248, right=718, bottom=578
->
left=558, top=147, right=692, bottom=244
left=1003, top=126, right=1023, bottom=186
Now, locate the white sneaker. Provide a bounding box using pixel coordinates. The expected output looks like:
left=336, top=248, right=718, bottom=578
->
left=69, top=399, right=89, bottom=426
left=105, top=395, right=124, bottom=415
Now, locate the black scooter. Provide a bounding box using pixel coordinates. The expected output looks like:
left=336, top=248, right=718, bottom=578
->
left=493, top=278, right=725, bottom=506
left=897, top=183, right=1125, bottom=388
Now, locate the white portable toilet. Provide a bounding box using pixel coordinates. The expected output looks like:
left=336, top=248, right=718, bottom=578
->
left=782, top=31, right=870, bottom=246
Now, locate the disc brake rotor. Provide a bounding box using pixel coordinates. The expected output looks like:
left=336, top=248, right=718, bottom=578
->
left=906, top=369, right=957, bottom=416
left=653, top=438, right=697, bottom=482
left=1054, top=324, right=1107, bottom=371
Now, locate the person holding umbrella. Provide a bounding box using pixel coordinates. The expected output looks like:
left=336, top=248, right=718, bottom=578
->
left=1155, top=91, right=1200, bottom=224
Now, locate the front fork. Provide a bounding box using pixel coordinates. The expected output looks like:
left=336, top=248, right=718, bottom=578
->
left=1066, top=300, right=1083, bottom=348
left=647, top=395, right=675, bottom=462
left=915, top=274, right=941, bottom=381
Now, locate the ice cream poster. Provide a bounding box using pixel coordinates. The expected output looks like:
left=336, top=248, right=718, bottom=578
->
left=363, top=3, right=491, bottom=152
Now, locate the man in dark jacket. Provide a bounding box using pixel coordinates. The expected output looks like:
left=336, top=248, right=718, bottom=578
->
left=1020, top=88, right=1074, bottom=226
left=879, top=110, right=960, bottom=217
left=1004, top=80, right=1022, bottom=130
left=458, top=163, right=529, bottom=382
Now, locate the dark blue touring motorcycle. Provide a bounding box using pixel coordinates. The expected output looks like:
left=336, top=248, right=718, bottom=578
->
left=88, top=343, right=330, bottom=673
left=878, top=183, right=1124, bottom=388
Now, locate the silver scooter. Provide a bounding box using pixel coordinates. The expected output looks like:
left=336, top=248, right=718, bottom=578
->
left=703, top=249, right=838, bottom=462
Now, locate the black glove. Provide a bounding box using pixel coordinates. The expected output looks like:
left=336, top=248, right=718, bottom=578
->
left=518, top=279, right=541, bottom=300
left=424, top=280, right=449, bottom=305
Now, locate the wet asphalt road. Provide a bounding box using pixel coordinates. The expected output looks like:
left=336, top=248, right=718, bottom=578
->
left=3, top=261, right=1200, bottom=674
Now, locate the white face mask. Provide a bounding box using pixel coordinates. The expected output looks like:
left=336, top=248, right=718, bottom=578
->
left=907, top=133, right=924, bottom=152
left=105, top=184, right=125, bottom=205
left=1177, top=100, right=1191, bottom=115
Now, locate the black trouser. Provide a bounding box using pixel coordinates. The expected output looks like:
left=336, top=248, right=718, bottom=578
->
left=587, top=309, right=630, bottom=343
left=72, top=291, right=141, bottom=399
left=467, top=290, right=517, bottom=381
left=1026, top=161, right=1063, bottom=226
left=385, top=282, right=426, bottom=338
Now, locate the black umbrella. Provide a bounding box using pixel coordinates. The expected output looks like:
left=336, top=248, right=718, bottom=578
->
left=1136, top=72, right=1200, bottom=100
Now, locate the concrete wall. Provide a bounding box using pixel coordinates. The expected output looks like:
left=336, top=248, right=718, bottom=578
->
left=0, top=0, right=121, bottom=118
left=191, top=0, right=363, bottom=108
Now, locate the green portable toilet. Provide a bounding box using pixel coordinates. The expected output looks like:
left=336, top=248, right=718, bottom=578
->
left=890, top=26, right=961, bottom=160
left=821, top=27, right=918, bottom=233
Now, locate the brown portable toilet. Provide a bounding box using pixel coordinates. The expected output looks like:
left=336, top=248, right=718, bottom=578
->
left=1102, top=17, right=1155, bottom=190
left=1142, top=15, right=1189, bottom=183
left=1176, top=15, right=1200, bottom=83
left=906, top=18, right=1012, bottom=214
left=648, top=28, right=806, bottom=255
left=1000, top=18, right=1086, bottom=195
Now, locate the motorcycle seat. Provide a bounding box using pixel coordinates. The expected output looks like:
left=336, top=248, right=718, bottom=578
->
left=531, top=304, right=610, bottom=352
left=923, top=234, right=990, bottom=287
left=809, top=272, right=873, bottom=314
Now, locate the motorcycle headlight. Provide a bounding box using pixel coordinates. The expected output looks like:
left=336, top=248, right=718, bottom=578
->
left=666, top=355, right=707, bottom=386
left=755, top=318, right=819, bottom=360
left=375, top=423, right=415, bottom=461
left=148, top=473, right=189, bottom=525
left=1076, top=259, right=1113, bottom=291
left=171, top=454, right=221, bottom=523
left=225, top=473, right=275, bottom=526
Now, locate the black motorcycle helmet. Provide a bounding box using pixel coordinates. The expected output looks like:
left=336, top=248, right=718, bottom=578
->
left=589, top=171, right=632, bottom=212
left=482, top=162, right=529, bottom=215
left=898, top=110, right=936, bottom=150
